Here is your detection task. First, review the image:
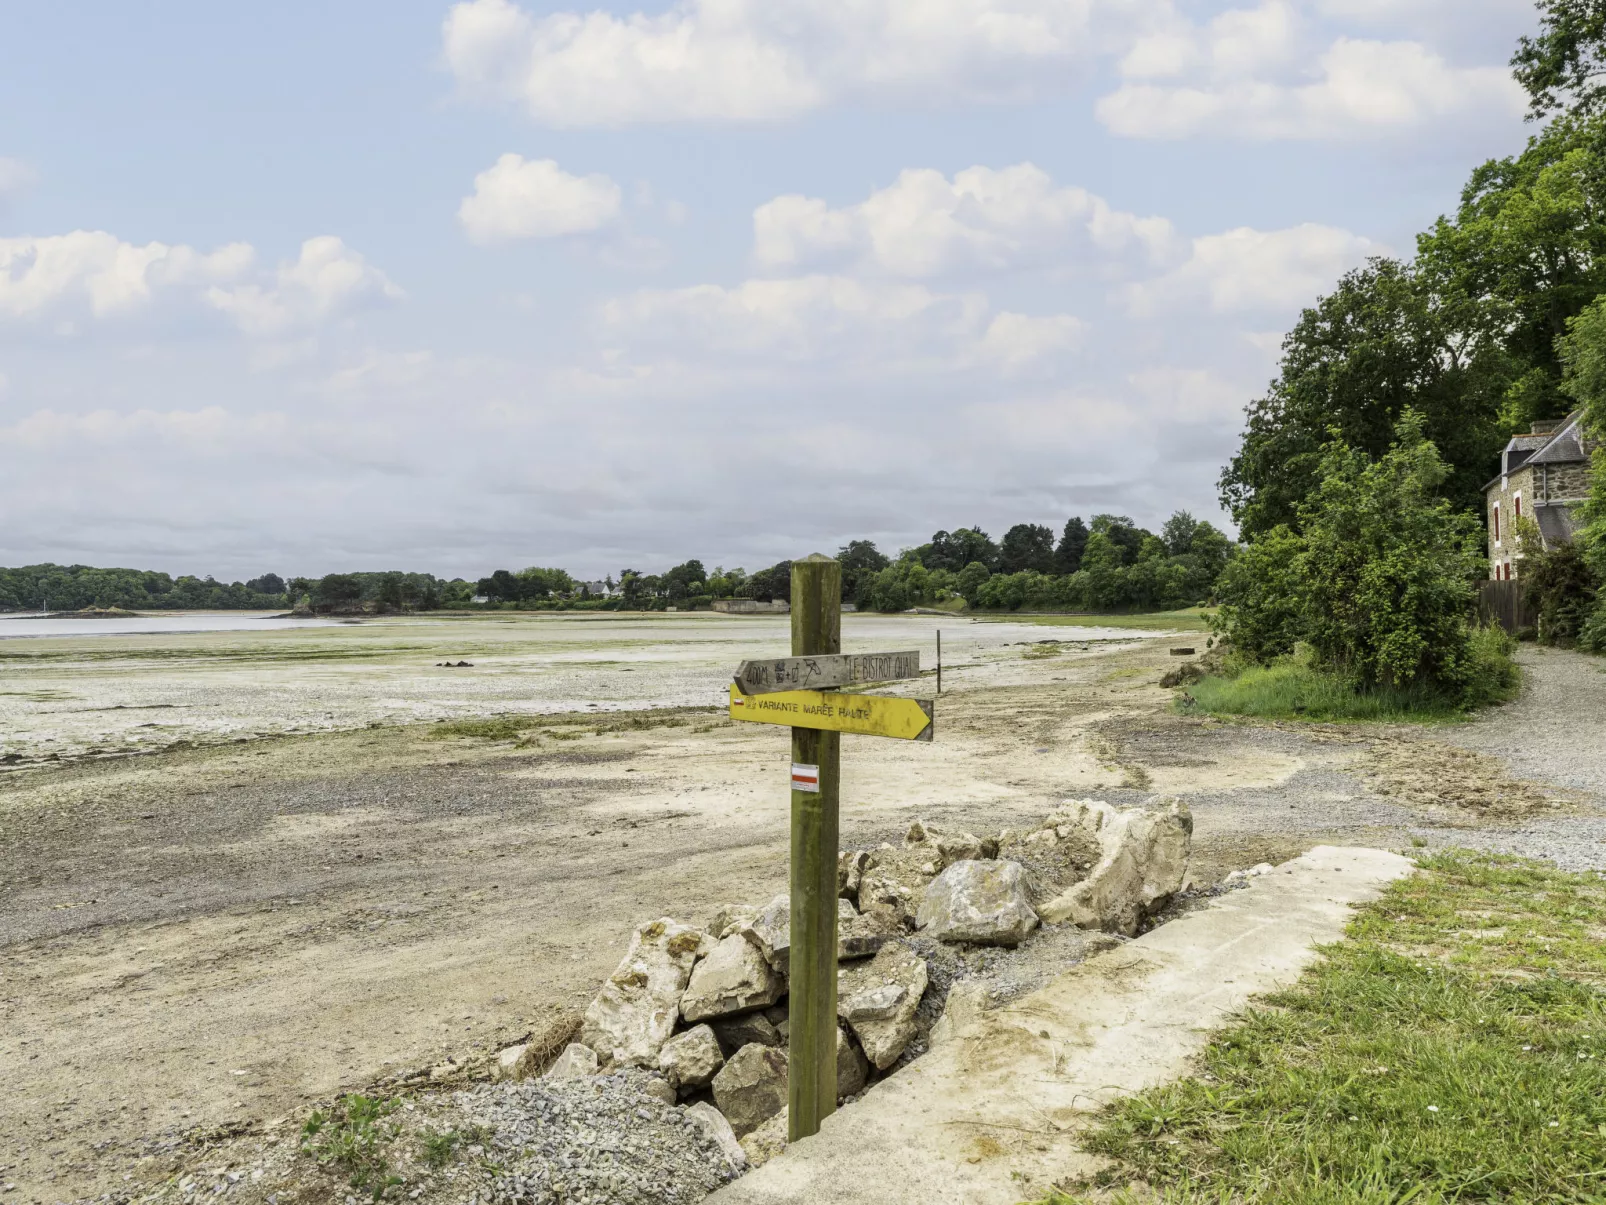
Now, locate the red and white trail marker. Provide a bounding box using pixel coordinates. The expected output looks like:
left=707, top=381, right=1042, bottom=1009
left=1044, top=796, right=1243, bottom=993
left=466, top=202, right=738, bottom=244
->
left=790, top=762, right=820, bottom=793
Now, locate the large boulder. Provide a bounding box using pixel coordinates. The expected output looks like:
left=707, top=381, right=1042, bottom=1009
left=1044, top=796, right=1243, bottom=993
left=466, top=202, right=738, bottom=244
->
left=836, top=942, right=928, bottom=1069
left=680, top=933, right=783, bottom=1022
left=580, top=918, right=709, bottom=1067
left=916, top=859, right=1040, bottom=946
left=657, top=1023, right=724, bottom=1090
left=1038, top=798, right=1192, bottom=935
left=741, top=895, right=887, bottom=972
left=711, top=1043, right=789, bottom=1137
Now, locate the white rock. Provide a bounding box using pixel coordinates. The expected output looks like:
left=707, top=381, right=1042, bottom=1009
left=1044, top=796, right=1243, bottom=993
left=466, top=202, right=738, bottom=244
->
left=657, top=1023, right=724, bottom=1090
left=685, top=1101, right=749, bottom=1173
left=643, top=1076, right=676, bottom=1105
left=916, top=860, right=1040, bottom=946
left=741, top=894, right=886, bottom=971
left=491, top=1044, right=528, bottom=1082
left=836, top=942, right=927, bottom=1069
left=706, top=904, right=758, bottom=940
left=839, top=983, right=907, bottom=1021
left=543, top=1042, right=599, bottom=1080
left=580, top=918, right=709, bottom=1067
left=681, top=933, right=783, bottom=1022
left=1038, top=798, right=1193, bottom=935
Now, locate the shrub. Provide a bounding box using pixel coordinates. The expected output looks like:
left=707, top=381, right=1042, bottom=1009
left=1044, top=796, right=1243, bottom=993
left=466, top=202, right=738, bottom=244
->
left=1515, top=520, right=1599, bottom=645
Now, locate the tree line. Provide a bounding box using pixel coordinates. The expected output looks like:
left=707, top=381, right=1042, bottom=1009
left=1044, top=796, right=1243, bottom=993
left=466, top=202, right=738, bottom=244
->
left=1, top=511, right=1234, bottom=617
left=470, top=511, right=1232, bottom=614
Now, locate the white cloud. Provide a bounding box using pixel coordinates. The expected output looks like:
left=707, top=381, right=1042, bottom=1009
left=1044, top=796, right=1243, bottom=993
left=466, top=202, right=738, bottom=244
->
left=442, top=0, right=1111, bottom=126
left=1122, top=222, right=1382, bottom=315
left=0, top=157, right=37, bottom=199
left=458, top=154, right=623, bottom=243
left=979, top=312, right=1085, bottom=372
left=0, top=231, right=252, bottom=319
left=600, top=273, right=1078, bottom=373
left=205, top=237, right=403, bottom=338
left=1100, top=32, right=1524, bottom=139
left=753, top=163, right=1177, bottom=277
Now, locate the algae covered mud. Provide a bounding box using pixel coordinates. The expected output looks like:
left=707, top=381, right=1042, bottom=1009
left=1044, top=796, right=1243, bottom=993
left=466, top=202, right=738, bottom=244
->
left=0, top=612, right=1151, bottom=765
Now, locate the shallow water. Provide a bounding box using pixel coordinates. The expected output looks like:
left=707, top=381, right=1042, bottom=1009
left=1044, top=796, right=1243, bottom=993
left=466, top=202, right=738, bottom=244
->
left=0, top=612, right=343, bottom=638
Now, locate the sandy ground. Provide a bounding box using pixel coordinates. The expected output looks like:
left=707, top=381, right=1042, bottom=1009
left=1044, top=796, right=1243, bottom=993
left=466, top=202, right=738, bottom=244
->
left=2, top=619, right=1601, bottom=1203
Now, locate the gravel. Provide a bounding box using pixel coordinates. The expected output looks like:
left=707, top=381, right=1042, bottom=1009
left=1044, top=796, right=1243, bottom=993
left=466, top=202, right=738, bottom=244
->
left=453, top=1070, right=740, bottom=1205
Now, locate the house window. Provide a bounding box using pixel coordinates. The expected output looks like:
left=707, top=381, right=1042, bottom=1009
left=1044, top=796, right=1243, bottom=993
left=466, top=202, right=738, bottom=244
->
left=1514, top=492, right=1522, bottom=519
left=1493, top=502, right=1500, bottom=543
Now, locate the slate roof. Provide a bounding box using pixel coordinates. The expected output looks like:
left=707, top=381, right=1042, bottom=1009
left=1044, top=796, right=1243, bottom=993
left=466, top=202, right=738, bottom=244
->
left=1529, top=433, right=1585, bottom=465
left=1536, top=505, right=1574, bottom=547
left=1485, top=409, right=1589, bottom=489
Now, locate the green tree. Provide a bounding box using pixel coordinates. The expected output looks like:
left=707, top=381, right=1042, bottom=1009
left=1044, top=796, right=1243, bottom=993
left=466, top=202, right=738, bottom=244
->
left=837, top=540, right=889, bottom=607
left=1055, top=517, right=1089, bottom=573
left=313, top=573, right=364, bottom=612
left=1212, top=527, right=1308, bottom=661
left=1299, top=413, right=1485, bottom=692
left=1220, top=260, right=1512, bottom=538
left=1513, top=0, right=1606, bottom=120
left=1089, top=515, right=1148, bottom=565
left=922, top=528, right=999, bottom=572
left=998, top=523, right=1056, bottom=574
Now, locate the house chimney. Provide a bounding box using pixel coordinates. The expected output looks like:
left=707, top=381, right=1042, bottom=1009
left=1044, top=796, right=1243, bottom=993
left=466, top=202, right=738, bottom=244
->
left=1531, top=418, right=1563, bottom=435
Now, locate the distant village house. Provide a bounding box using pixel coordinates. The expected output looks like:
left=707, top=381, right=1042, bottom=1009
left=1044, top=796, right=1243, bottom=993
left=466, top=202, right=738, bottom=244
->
left=1485, top=409, right=1595, bottom=580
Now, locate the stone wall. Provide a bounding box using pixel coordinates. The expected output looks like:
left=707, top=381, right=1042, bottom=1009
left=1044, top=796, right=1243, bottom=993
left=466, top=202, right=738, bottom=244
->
left=1487, top=465, right=1534, bottom=580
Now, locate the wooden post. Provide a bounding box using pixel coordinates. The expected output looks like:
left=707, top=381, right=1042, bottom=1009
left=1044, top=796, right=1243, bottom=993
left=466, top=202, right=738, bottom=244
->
left=788, top=554, right=841, bottom=1140
left=936, top=629, right=942, bottom=695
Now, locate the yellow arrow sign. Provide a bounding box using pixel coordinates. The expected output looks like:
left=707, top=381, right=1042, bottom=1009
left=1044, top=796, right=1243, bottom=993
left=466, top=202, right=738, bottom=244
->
left=728, top=684, right=934, bottom=741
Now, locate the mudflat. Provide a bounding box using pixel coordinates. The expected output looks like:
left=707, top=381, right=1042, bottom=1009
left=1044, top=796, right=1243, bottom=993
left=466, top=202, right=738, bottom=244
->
left=2, top=616, right=1597, bottom=1202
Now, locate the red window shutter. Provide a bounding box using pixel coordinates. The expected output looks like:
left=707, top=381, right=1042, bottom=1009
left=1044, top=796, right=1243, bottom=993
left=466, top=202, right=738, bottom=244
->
left=1493, top=504, right=1499, bottom=540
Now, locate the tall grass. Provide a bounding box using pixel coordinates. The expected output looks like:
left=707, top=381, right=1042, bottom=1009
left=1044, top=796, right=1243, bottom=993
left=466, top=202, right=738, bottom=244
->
left=1181, top=626, right=1519, bottom=723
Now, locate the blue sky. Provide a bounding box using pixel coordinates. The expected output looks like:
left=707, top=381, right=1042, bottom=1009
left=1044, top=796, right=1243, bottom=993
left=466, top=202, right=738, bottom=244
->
left=0, top=0, right=1541, bottom=580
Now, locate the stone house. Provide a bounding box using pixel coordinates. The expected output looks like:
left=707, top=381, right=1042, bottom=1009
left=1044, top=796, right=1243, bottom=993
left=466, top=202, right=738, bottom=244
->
left=1485, top=409, right=1595, bottom=580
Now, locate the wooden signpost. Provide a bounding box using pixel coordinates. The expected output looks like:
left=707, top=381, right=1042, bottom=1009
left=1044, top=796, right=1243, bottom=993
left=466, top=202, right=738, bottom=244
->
left=726, top=554, right=932, bottom=1141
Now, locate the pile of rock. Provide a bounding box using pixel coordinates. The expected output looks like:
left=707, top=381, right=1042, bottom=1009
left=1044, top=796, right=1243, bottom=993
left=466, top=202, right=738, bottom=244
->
left=491, top=796, right=1191, bottom=1170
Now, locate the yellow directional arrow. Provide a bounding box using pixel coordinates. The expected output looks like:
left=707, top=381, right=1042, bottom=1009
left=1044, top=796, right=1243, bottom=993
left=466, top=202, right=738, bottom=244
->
left=728, top=683, right=933, bottom=741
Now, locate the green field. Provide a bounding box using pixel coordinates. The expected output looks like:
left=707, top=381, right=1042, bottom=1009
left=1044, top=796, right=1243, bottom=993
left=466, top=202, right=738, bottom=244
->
left=976, top=607, right=1211, bottom=632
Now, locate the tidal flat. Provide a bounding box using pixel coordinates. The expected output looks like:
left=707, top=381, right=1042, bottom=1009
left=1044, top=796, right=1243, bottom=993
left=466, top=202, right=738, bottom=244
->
left=0, top=611, right=1150, bottom=766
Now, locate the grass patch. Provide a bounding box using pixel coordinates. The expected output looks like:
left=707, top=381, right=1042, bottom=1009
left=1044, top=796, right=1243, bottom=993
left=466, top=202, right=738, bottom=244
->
left=1178, top=629, right=1520, bottom=723
left=1033, top=852, right=1606, bottom=1204
left=983, top=608, right=1212, bottom=632
left=1180, top=662, right=1473, bottom=723
left=301, top=1094, right=403, bottom=1198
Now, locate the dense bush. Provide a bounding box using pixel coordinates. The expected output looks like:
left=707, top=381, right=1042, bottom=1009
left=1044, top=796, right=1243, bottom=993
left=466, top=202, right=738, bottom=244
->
left=1215, top=413, right=1509, bottom=707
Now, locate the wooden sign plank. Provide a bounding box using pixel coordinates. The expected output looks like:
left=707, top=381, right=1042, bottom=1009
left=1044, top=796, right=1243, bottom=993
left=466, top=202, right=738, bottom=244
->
left=728, top=683, right=933, bottom=741
left=734, top=650, right=920, bottom=695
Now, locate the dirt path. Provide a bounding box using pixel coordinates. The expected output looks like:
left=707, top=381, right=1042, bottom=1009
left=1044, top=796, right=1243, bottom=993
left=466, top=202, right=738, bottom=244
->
left=4, top=635, right=1600, bottom=1204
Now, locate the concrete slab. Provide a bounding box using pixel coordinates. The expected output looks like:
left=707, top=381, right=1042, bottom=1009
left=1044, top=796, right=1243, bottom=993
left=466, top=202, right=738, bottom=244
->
left=708, top=845, right=1415, bottom=1205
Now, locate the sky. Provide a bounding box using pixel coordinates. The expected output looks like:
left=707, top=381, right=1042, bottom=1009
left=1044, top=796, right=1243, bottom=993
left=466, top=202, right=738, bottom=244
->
left=0, top=0, right=1544, bottom=581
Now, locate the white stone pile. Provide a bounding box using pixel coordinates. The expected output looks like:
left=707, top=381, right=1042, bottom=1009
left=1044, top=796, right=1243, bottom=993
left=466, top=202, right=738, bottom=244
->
left=489, top=796, right=1192, bottom=1172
